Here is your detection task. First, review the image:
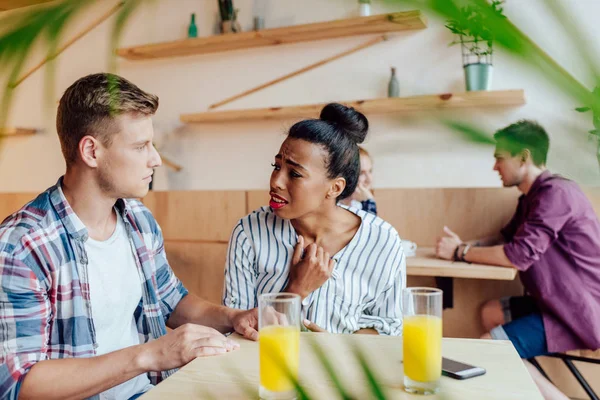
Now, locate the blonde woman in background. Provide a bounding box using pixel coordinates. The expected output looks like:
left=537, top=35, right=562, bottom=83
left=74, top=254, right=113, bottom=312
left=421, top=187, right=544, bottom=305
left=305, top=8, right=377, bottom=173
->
left=340, top=147, right=377, bottom=215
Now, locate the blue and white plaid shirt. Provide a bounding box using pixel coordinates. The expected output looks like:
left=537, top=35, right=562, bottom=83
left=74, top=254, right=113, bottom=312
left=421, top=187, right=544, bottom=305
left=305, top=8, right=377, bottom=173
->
left=0, top=178, right=188, bottom=400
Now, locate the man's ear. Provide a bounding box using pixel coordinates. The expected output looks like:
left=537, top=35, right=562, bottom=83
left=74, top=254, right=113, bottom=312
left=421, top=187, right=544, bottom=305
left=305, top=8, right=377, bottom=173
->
left=79, top=135, right=100, bottom=168
left=520, top=149, right=532, bottom=164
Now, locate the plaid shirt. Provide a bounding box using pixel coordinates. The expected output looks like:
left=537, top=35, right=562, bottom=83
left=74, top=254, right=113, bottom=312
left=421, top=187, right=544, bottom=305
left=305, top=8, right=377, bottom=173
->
left=0, top=178, right=188, bottom=400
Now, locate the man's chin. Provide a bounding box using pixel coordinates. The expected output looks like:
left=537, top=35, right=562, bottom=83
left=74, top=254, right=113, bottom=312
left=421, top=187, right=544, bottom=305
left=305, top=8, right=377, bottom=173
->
left=120, top=187, right=150, bottom=200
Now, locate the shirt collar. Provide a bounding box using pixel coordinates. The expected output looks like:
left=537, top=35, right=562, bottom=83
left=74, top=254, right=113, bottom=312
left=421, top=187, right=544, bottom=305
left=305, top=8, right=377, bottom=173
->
left=49, top=176, right=130, bottom=241
left=527, top=169, right=552, bottom=197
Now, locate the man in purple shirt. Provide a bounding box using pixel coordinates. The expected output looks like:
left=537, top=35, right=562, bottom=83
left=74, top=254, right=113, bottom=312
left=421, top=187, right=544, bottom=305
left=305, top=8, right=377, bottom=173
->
left=436, top=120, right=600, bottom=400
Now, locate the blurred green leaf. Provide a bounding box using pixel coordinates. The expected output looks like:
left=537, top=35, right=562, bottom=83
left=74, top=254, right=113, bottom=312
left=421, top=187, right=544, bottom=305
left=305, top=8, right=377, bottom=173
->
left=307, top=336, right=354, bottom=400
left=443, top=120, right=496, bottom=144
left=350, top=342, right=388, bottom=400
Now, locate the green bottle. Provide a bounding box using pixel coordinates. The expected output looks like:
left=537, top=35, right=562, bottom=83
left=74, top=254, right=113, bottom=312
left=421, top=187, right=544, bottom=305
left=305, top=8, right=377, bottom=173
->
left=188, top=13, right=198, bottom=38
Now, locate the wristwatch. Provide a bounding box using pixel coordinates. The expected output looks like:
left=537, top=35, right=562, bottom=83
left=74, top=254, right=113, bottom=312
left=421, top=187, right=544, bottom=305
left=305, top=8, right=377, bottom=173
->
left=461, top=244, right=471, bottom=263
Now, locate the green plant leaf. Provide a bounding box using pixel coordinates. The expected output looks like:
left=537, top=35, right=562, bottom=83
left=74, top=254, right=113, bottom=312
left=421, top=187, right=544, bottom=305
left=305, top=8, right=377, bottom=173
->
left=576, top=107, right=592, bottom=113
left=443, top=120, right=496, bottom=144
left=307, top=336, right=354, bottom=400
left=350, top=342, right=388, bottom=400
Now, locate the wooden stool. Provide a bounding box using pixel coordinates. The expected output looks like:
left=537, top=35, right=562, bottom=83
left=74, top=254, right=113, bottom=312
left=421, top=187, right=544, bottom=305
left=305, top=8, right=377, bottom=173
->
left=529, top=349, right=600, bottom=400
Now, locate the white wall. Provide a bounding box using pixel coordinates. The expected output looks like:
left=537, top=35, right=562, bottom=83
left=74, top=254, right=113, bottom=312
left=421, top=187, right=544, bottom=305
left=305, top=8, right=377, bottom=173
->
left=1, top=0, right=599, bottom=192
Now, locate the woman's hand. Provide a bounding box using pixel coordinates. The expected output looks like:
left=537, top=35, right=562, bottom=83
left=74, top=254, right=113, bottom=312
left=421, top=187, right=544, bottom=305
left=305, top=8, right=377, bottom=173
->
left=352, top=183, right=374, bottom=202
left=285, top=236, right=335, bottom=299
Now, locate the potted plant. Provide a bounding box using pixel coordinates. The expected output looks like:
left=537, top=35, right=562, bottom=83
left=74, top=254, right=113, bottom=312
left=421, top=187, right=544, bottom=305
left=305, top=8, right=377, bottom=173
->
left=445, top=0, right=505, bottom=91
left=358, top=0, right=371, bottom=17
left=218, top=0, right=242, bottom=34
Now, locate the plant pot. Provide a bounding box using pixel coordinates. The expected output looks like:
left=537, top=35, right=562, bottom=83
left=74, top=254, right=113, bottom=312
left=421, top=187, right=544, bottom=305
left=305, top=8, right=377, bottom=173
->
left=220, top=20, right=242, bottom=34
left=464, top=63, right=493, bottom=91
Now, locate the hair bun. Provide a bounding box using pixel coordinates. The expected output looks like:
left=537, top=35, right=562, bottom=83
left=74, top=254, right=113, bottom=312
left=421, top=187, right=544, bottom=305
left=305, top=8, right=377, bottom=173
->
left=319, top=103, right=368, bottom=144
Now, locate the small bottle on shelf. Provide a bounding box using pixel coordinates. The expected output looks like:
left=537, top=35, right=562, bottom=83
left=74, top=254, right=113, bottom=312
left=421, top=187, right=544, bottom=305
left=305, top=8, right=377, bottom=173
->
left=188, top=13, right=198, bottom=38
left=388, top=67, right=400, bottom=98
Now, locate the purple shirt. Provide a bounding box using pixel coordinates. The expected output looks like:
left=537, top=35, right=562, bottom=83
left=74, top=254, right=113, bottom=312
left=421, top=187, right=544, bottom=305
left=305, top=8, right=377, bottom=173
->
left=502, top=170, right=600, bottom=353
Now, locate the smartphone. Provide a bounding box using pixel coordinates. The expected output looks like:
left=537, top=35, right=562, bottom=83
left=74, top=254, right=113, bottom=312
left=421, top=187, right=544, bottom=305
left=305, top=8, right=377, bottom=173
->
left=442, top=357, right=486, bottom=380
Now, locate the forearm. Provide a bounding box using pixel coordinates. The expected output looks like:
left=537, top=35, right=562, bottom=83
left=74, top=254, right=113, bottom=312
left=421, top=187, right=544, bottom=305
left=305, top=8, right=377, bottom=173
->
left=463, top=245, right=515, bottom=268
left=167, top=293, right=234, bottom=333
left=355, top=328, right=379, bottom=335
left=468, top=233, right=505, bottom=247
left=19, top=345, right=146, bottom=400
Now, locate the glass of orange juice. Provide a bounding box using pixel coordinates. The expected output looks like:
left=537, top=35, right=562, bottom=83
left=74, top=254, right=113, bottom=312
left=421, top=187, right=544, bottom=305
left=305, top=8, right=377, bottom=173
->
left=402, top=287, right=443, bottom=395
left=259, top=293, right=301, bottom=400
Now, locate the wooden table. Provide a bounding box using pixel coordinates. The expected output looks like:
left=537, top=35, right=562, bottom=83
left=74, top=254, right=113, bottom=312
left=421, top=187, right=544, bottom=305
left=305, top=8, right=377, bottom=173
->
left=407, top=248, right=517, bottom=309
left=141, top=333, right=542, bottom=400
left=406, top=248, right=516, bottom=280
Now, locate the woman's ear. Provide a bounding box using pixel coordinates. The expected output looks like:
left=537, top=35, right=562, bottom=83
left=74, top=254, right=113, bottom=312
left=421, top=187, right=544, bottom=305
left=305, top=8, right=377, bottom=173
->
left=327, top=177, right=346, bottom=200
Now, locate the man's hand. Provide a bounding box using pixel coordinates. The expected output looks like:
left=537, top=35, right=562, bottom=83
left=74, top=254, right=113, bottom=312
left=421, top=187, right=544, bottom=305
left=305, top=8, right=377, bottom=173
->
left=303, top=319, right=326, bottom=333
left=436, top=226, right=462, bottom=260
left=352, top=183, right=374, bottom=202
left=139, top=323, right=239, bottom=372
left=285, top=236, right=336, bottom=299
left=230, top=308, right=259, bottom=341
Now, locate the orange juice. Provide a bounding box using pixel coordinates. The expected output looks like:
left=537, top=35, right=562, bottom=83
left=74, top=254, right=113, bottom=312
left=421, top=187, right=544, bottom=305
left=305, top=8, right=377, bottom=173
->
left=403, top=315, right=442, bottom=382
left=260, top=325, right=300, bottom=392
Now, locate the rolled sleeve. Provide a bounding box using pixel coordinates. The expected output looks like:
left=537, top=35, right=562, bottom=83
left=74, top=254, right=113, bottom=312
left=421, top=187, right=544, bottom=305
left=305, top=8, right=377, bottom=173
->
left=0, top=254, right=51, bottom=400
left=223, top=222, right=257, bottom=310
left=503, top=187, right=572, bottom=271
left=153, top=225, right=188, bottom=321
left=357, top=242, right=405, bottom=336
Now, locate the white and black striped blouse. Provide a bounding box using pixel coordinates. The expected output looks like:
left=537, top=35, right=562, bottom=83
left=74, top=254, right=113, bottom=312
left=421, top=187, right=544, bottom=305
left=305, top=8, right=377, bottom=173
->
left=222, top=206, right=406, bottom=335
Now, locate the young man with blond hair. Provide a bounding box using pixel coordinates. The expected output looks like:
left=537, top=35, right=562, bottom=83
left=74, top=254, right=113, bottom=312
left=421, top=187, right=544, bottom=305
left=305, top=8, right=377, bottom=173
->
left=0, top=73, right=259, bottom=400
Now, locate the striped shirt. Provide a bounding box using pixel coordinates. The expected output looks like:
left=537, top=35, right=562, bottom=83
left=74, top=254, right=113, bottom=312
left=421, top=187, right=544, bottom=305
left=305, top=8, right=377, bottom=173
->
left=223, top=206, right=405, bottom=335
left=0, top=178, right=188, bottom=400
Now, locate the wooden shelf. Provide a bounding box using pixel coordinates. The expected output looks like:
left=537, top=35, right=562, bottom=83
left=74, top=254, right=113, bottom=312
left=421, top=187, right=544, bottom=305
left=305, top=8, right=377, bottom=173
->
left=180, top=89, right=526, bottom=123
left=117, top=11, right=427, bottom=60
left=0, top=0, right=53, bottom=11
left=407, top=248, right=517, bottom=280
left=0, top=127, right=37, bottom=137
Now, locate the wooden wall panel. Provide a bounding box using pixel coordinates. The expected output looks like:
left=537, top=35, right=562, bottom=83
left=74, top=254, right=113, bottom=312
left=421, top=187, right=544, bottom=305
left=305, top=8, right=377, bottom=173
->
left=143, top=191, right=246, bottom=242
left=164, top=241, right=228, bottom=304
left=584, top=187, right=600, bottom=216
left=377, top=188, right=447, bottom=246
left=361, top=188, right=520, bottom=246
left=247, top=190, right=270, bottom=214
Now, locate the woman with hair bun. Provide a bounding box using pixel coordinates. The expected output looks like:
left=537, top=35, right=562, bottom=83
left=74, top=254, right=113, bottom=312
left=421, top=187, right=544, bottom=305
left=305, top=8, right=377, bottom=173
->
left=223, top=103, right=405, bottom=335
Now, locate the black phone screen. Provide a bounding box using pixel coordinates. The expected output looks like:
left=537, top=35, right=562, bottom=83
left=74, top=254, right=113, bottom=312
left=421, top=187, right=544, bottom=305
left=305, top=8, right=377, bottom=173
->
left=442, top=357, right=477, bottom=373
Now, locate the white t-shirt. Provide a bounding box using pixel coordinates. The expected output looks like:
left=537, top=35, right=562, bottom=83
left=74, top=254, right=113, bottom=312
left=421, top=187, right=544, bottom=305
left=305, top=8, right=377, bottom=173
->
left=85, top=211, right=153, bottom=400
